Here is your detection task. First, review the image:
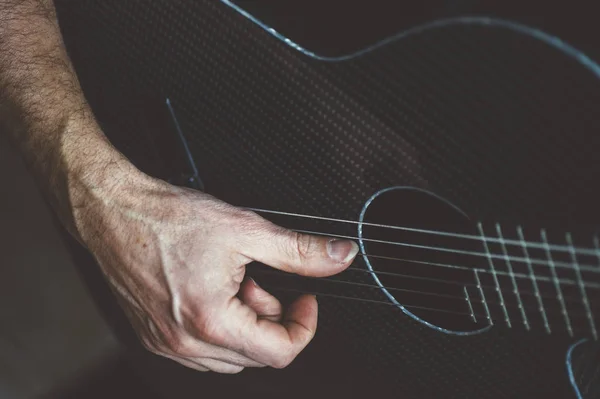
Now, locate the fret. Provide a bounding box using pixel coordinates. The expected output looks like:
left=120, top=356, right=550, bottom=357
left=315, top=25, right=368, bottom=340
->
left=473, top=269, right=493, bottom=326
left=478, top=223, right=511, bottom=327
left=464, top=286, right=477, bottom=323
left=496, top=224, right=530, bottom=331
left=541, top=229, right=573, bottom=337
left=566, top=233, right=597, bottom=340
left=517, top=227, right=550, bottom=334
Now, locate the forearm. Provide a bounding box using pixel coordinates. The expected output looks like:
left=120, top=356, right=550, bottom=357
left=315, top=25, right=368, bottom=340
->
left=0, top=0, right=141, bottom=238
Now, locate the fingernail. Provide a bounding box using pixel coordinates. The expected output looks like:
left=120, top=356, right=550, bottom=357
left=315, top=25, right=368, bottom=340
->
left=327, top=239, right=359, bottom=263
left=249, top=277, right=259, bottom=287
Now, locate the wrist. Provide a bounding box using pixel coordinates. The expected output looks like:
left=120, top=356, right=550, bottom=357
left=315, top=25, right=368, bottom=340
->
left=52, top=113, right=153, bottom=243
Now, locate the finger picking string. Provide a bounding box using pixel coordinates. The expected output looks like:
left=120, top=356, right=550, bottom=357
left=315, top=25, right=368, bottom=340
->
left=246, top=207, right=600, bottom=258
left=245, top=209, right=600, bottom=320
left=290, top=228, right=600, bottom=274
left=249, top=259, right=600, bottom=300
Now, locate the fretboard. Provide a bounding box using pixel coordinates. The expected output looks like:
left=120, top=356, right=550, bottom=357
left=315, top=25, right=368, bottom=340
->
left=464, top=226, right=600, bottom=339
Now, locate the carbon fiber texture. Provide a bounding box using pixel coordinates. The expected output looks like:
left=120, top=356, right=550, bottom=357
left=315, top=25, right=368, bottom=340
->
left=54, top=1, right=600, bottom=397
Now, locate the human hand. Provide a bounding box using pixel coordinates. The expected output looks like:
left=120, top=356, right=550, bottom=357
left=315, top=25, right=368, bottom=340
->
left=73, top=169, right=359, bottom=373
left=1, top=0, right=358, bottom=373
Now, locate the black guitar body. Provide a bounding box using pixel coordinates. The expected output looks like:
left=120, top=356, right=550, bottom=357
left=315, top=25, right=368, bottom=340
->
left=55, top=1, right=600, bottom=397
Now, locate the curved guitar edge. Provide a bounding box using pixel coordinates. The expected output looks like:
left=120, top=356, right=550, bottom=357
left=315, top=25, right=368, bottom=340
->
left=357, top=186, right=492, bottom=336
left=567, top=338, right=589, bottom=399
left=220, top=0, right=600, bottom=79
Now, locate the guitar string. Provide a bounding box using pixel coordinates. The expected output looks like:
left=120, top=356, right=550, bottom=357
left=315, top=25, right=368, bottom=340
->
left=257, top=284, right=595, bottom=327
left=345, top=263, right=599, bottom=301
left=247, top=207, right=600, bottom=258
left=249, top=223, right=600, bottom=326
left=246, top=211, right=600, bottom=327
left=249, top=258, right=600, bottom=302
left=290, top=228, right=600, bottom=274
left=345, top=256, right=600, bottom=291
left=250, top=268, right=598, bottom=314
left=258, top=284, right=480, bottom=317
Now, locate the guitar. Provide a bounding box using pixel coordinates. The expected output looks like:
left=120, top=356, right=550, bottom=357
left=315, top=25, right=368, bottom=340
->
left=57, top=0, right=600, bottom=396
left=174, top=2, right=600, bottom=396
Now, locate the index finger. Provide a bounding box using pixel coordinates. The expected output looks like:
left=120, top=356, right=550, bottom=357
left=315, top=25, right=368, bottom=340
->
left=221, top=294, right=318, bottom=368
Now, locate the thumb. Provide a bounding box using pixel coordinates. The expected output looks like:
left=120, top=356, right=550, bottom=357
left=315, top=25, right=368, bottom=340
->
left=242, top=220, right=359, bottom=277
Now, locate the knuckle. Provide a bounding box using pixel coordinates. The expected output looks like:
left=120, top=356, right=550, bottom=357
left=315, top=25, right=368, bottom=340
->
left=225, top=209, right=266, bottom=243
left=236, top=208, right=260, bottom=223
left=271, top=348, right=297, bottom=369
left=293, top=232, right=312, bottom=264
left=192, top=315, right=227, bottom=346
left=231, top=209, right=261, bottom=231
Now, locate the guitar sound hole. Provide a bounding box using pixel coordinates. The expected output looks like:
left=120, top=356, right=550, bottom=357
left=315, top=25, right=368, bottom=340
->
left=359, top=187, right=490, bottom=334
